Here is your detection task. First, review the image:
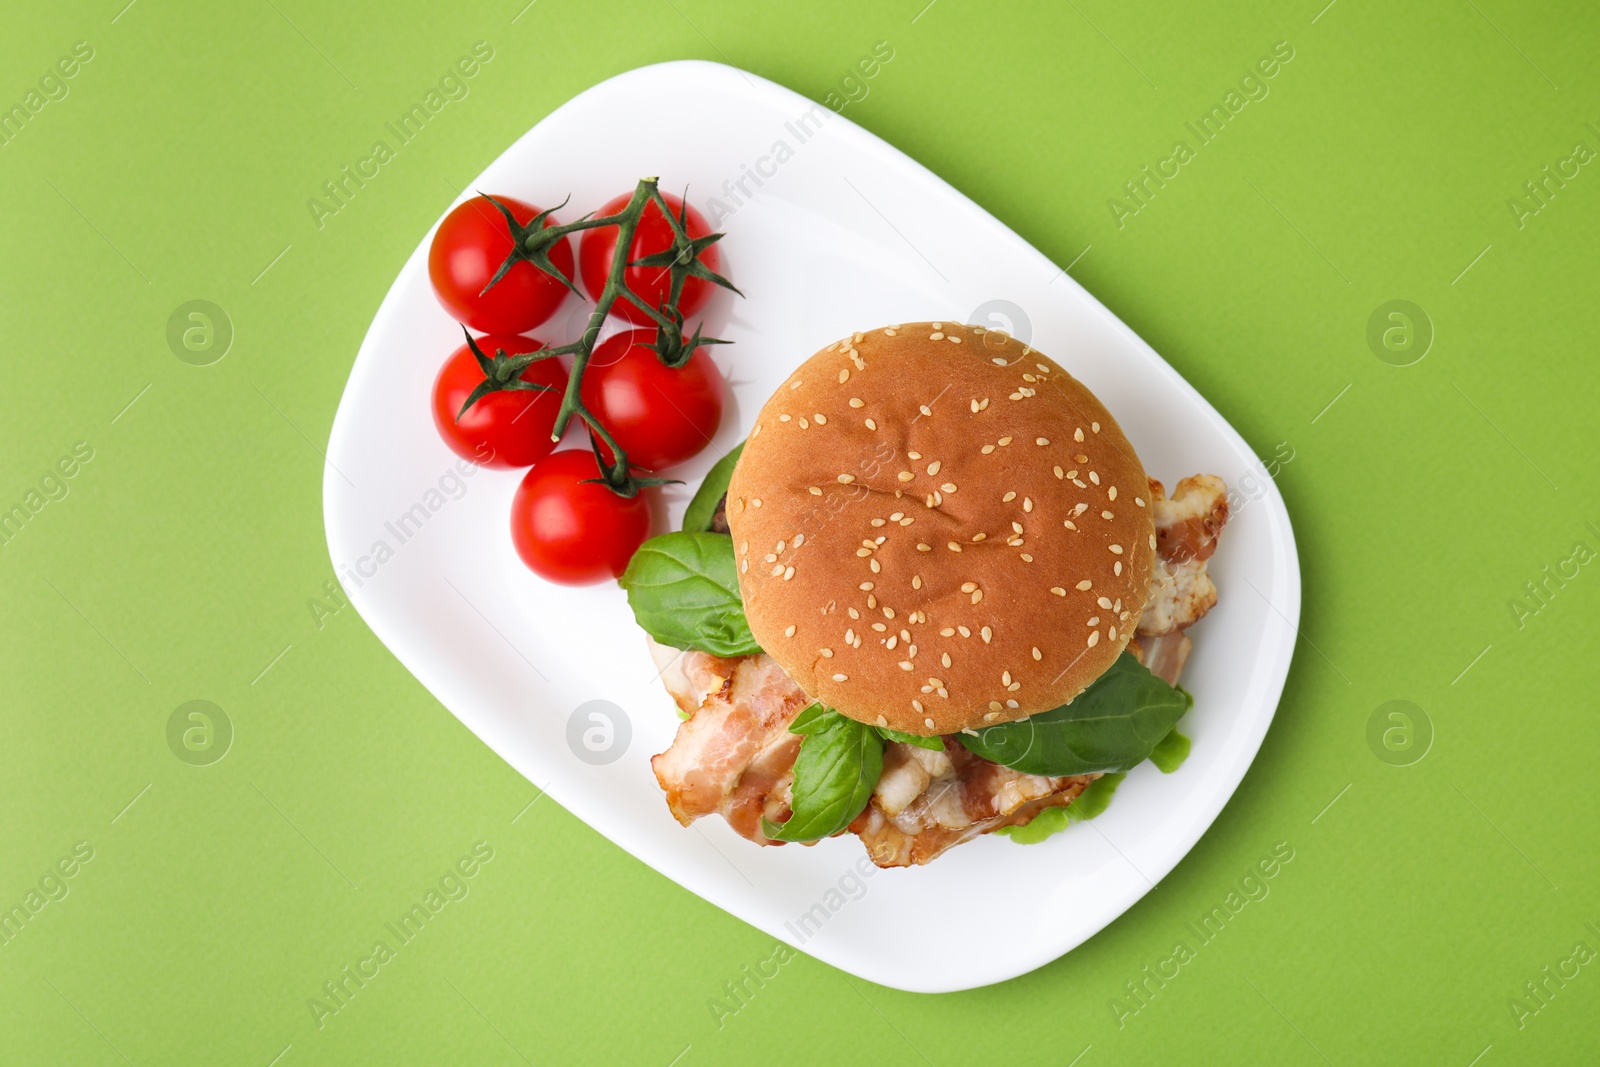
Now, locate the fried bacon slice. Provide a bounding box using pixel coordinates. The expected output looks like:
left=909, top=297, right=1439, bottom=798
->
left=849, top=741, right=1098, bottom=867
left=1139, top=474, right=1229, bottom=637
left=650, top=472, right=1229, bottom=868
left=649, top=641, right=810, bottom=844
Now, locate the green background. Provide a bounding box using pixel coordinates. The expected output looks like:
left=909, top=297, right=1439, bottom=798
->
left=3, top=0, right=1597, bottom=1062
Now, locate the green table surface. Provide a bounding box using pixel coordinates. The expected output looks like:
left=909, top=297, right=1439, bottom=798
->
left=4, top=0, right=1598, bottom=1063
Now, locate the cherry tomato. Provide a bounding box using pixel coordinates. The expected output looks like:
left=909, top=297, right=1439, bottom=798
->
left=429, top=195, right=573, bottom=335
left=579, top=329, right=723, bottom=470
left=431, top=335, right=567, bottom=469
left=578, top=192, right=720, bottom=326
left=510, top=450, right=652, bottom=585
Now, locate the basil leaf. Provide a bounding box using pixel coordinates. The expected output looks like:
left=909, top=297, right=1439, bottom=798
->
left=1149, top=728, right=1192, bottom=774
left=959, top=653, right=1191, bottom=776
left=995, top=772, right=1127, bottom=843
left=619, top=532, right=761, bottom=657
left=875, top=726, right=946, bottom=751
left=681, top=442, right=744, bottom=533
left=762, top=708, right=883, bottom=842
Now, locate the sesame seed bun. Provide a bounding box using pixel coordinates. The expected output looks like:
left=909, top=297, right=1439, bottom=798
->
left=726, top=322, right=1156, bottom=736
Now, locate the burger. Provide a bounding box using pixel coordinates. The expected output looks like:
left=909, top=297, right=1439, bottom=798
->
left=622, top=322, right=1230, bottom=867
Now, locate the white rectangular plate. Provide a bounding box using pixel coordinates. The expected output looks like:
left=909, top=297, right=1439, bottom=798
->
left=324, top=60, right=1301, bottom=994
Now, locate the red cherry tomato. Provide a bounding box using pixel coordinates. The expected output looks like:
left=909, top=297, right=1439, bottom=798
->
left=579, top=330, right=724, bottom=471
left=429, top=195, right=573, bottom=335
left=510, top=450, right=652, bottom=585
left=578, top=192, right=720, bottom=326
left=431, top=336, right=567, bottom=469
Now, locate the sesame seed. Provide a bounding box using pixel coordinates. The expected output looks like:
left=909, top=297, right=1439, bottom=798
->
left=1109, top=544, right=1123, bottom=555
left=971, top=590, right=983, bottom=604
left=979, top=398, right=990, bottom=410
left=912, top=575, right=923, bottom=589
left=941, top=483, right=957, bottom=494
left=1114, top=561, right=1123, bottom=576
left=981, top=626, right=992, bottom=643
left=925, top=717, right=937, bottom=728
left=856, top=548, right=872, bottom=557
left=839, top=369, right=850, bottom=383
left=779, top=414, right=791, bottom=422
left=794, top=534, right=804, bottom=546
left=981, top=444, right=996, bottom=454
left=770, top=564, right=784, bottom=576
left=917, top=543, right=932, bottom=552
left=992, top=357, right=1007, bottom=366
left=821, top=647, right=834, bottom=657
left=1007, top=682, right=1021, bottom=692
left=1003, top=491, right=1017, bottom=502
left=1089, top=471, right=1101, bottom=485
left=833, top=673, right=848, bottom=681
left=1036, top=437, right=1050, bottom=446
left=838, top=473, right=855, bottom=483
left=949, top=335, right=962, bottom=344
left=1054, top=466, right=1064, bottom=479
left=872, top=622, right=886, bottom=631
left=752, top=498, right=762, bottom=507
left=940, top=627, right=955, bottom=636
left=740, top=560, right=748, bottom=573
left=912, top=700, right=924, bottom=713
left=764, top=553, right=778, bottom=562
left=783, top=566, right=795, bottom=580
left=809, top=486, right=822, bottom=496
left=941, top=652, right=952, bottom=668
left=899, top=661, right=913, bottom=671
left=1074, top=427, right=1085, bottom=443
left=815, top=414, right=827, bottom=425
left=985, top=712, right=999, bottom=722
left=1064, top=521, right=1077, bottom=531
left=784, top=625, right=796, bottom=637
left=1032, top=647, right=1042, bottom=660
left=867, top=595, right=877, bottom=608
left=885, top=328, right=897, bottom=336
left=957, top=625, right=971, bottom=637
left=971, top=532, right=986, bottom=542
left=871, top=517, right=886, bottom=527
left=1051, top=587, right=1066, bottom=596
left=1102, top=510, right=1114, bottom=520
left=920, top=405, right=933, bottom=417
left=849, top=397, right=864, bottom=408
left=1110, top=627, right=1118, bottom=641
left=849, top=608, right=861, bottom=619
left=970, top=399, right=980, bottom=413
left=1020, top=553, right=1035, bottom=563
left=960, top=581, right=978, bottom=592
left=869, top=559, right=881, bottom=573
left=1023, top=497, right=1034, bottom=513
left=887, top=636, right=898, bottom=649
left=1002, top=670, right=1013, bottom=685
left=908, top=451, right=922, bottom=460
left=889, top=512, right=903, bottom=521
left=877, top=715, right=888, bottom=727
left=1108, top=486, right=1118, bottom=501
left=1006, top=699, right=1019, bottom=709
left=798, top=417, right=809, bottom=429
left=1092, top=422, right=1101, bottom=433
left=999, top=436, right=1012, bottom=446
left=908, top=643, right=918, bottom=656
left=865, top=418, right=877, bottom=430
left=927, top=461, right=941, bottom=475
left=1135, top=496, right=1146, bottom=507
left=859, top=582, right=874, bottom=591
left=790, top=380, right=802, bottom=389
left=899, top=517, right=914, bottom=526
left=930, top=332, right=944, bottom=340
left=947, top=542, right=962, bottom=552
left=884, top=606, right=896, bottom=619
left=1150, top=534, right=1157, bottom=551
left=1077, top=580, right=1093, bottom=590
left=1087, top=631, right=1100, bottom=648
left=898, top=471, right=915, bottom=482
